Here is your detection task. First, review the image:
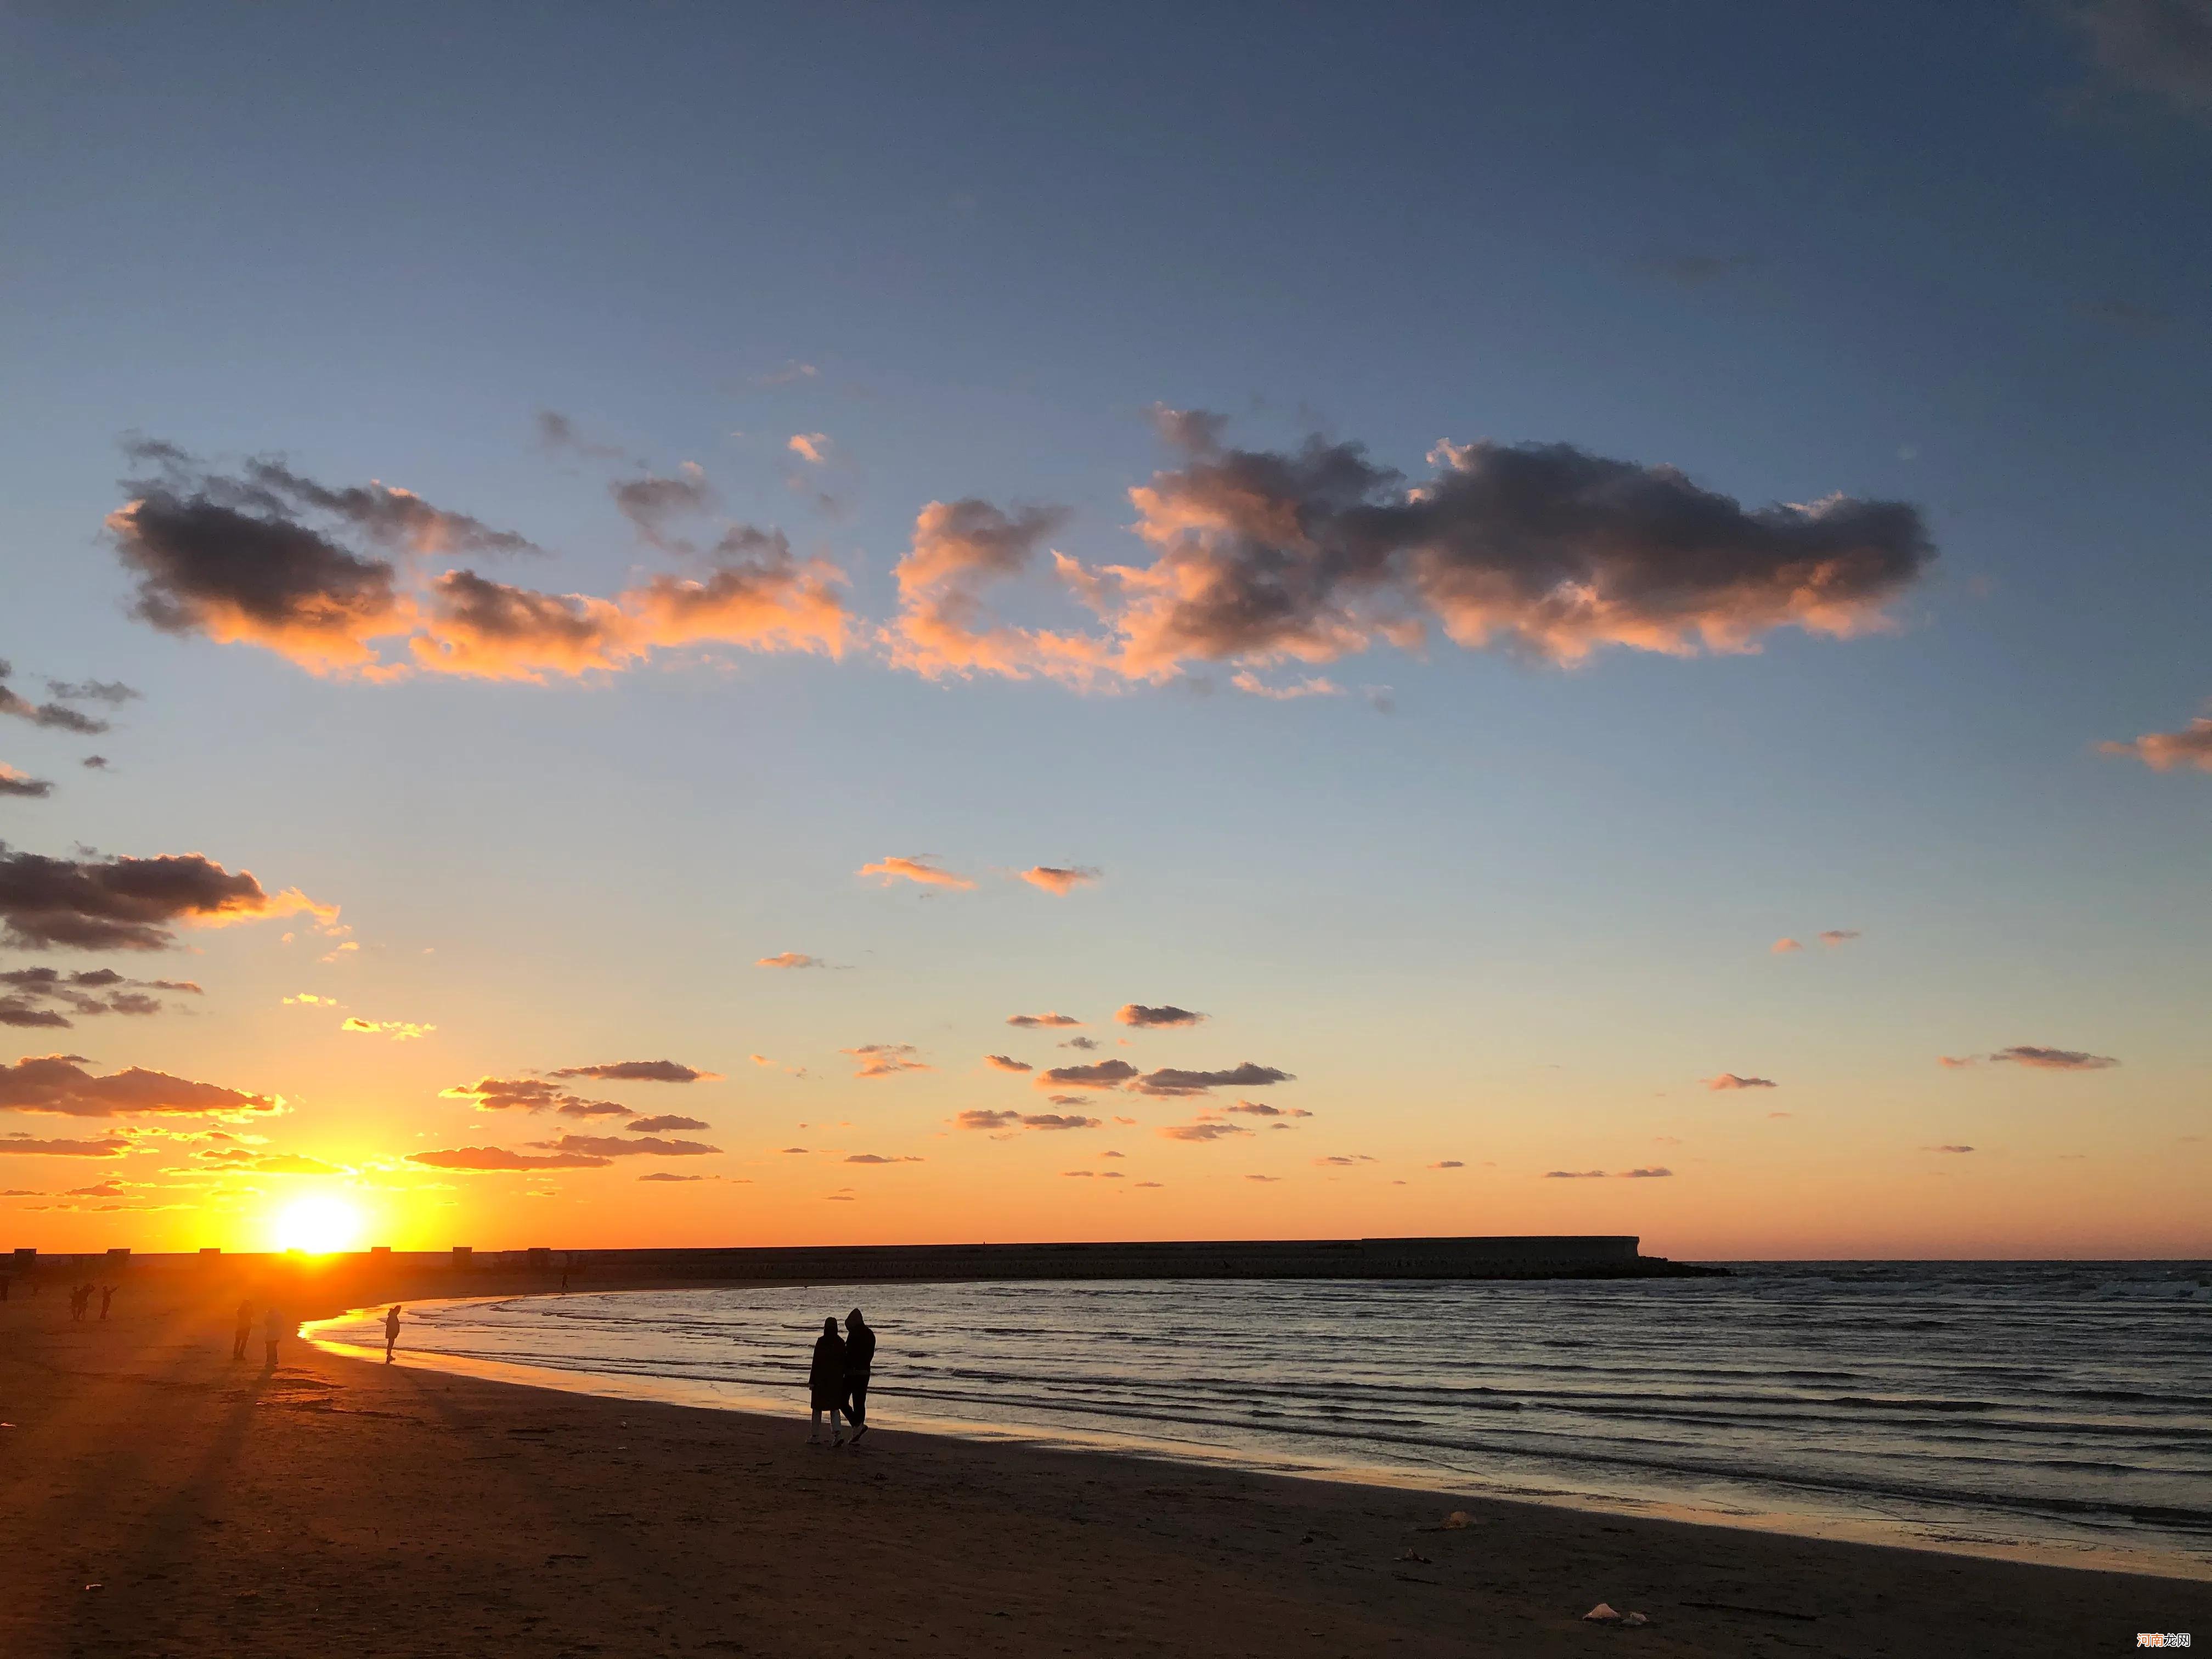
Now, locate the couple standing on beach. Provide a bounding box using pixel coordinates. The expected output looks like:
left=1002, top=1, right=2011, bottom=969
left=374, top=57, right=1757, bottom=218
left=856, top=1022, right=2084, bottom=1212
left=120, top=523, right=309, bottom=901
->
left=808, top=1308, right=874, bottom=1447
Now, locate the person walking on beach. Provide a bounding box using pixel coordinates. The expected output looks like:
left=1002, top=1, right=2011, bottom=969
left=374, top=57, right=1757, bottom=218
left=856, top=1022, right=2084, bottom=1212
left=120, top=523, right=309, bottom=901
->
left=263, top=1304, right=283, bottom=1367
left=383, top=1304, right=402, bottom=1363
left=843, top=1308, right=876, bottom=1444
left=232, top=1299, right=254, bottom=1361
left=98, top=1285, right=115, bottom=1321
left=69, top=1284, right=88, bottom=1322
left=808, top=1316, right=847, bottom=1446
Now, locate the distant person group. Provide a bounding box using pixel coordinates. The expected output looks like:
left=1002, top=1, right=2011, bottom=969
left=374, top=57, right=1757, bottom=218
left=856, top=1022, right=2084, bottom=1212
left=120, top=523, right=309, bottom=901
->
left=67, top=1283, right=116, bottom=1322
left=229, top=1299, right=291, bottom=1365
left=808, top=1308, right=874, bottom=1447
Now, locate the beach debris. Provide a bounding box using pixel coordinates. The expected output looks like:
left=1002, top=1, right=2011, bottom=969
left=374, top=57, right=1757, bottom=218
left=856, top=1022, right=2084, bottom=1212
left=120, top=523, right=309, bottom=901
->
left=1583, top=1602, right=1623, bottom=1623
left=1622, top=1612, right=1650, bottom=1627
left=83, top=1583, right=103, bottom=1593
left=1398, top=1548, right=1432, bottom=1564
left=1444, top=1510, right=1474, bottom=1528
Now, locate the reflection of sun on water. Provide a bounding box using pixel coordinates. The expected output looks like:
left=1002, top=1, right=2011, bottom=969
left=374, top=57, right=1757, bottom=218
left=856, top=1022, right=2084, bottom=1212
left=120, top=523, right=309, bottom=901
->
left=272, top=1194, right=364, bottom=1254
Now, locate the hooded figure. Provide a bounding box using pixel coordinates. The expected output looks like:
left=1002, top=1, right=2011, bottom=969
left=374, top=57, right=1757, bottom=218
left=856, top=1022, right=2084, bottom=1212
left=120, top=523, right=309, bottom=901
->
left=843, top=1309, right=877, bottom=1443
left=808, top=1317, right=847, bottom=1446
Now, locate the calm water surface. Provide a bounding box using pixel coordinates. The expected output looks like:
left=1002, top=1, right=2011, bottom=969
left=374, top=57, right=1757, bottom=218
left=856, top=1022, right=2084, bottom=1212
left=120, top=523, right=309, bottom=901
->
left=311, top=1261, right=2211, bottom=1576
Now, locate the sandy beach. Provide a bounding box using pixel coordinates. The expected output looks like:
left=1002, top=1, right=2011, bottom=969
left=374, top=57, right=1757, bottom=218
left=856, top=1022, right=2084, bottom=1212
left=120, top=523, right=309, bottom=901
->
left=2, top=1283, right=2204, bottom=1658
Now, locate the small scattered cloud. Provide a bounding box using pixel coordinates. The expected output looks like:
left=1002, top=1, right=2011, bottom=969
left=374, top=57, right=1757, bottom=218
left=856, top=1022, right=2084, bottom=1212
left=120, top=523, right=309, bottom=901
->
left=842, top=1042, right=930, bottom=1079
left=1704, top=1073, right=1777, bottom=1090
left=756, top=952, right=828, bottom=969
left=1771, top=938, right=1803, bottom=953
left=2100, top=714, right=2212, bottom=773
left=1818, top=929, right=1861, bottom=947
left=1313, top=1154, right=1376, bottom=1167
left=528, top=1133, right=720, bottom=1158
left=1244, top=1173, right=1281, bottom=1183
left=81, top=756, right=110, bottom=770
left=2, top=967, right=202, bottom=1028
left=0, top=1054, right=279, bottom=1119
left=1035, top=1059, right=1139, bottom=1091
left=1989, top=1046, right=2119, bottom=1071
left=340, top=1017, right=435, bottom=1041
left=984, top=1054, right=1033, bottom=1073
left=858, top=855, right=974, bottom=891
left=627, top=1114, right=709, bottom=1133
left=1133, top=1062, right=1292, bottom=1097
left=953, top=1110, right=1019, bottom=1131
left=787, top=433, right=831, bottom=465
left=954, top=1108, right=1101, bottom=1132
left=0, top=661, right=113, bottom=735
left=1007, top=1011, right=1082, bottom=1028
left=755, top=362, right=820, bottom=387
left=1429, top=1160, right=1464, bottom=1169
left=441, top=1076, right=631, bottom=1117
left=1926, top=1144, right=1976, bottom=1154
left=0, top=765, right=52, bottom=799
left=844, top=1153, right=924, bottom=1165
left=0, top=1132, right=133, bottom=1157
left=1621, top=1166, right=1674, bottom=1178
left=1221, top=1100, right=1310, bottom=1119
left=1938, top=1055, right=1978, bottom=1069
left=638, top=1172, right=707, bottom=1182
left=1021, top=865, right=1100, bottom=895
left=549, top=1060, right=716, bottom=1083
left=0, top=842, right=328, bottom=952
left=1544, top=1169, right=1608, bottom=1179
left=1060, top=1036, right=1099, bottom=1051
left=1158, top=1121, right=1251, bottom=1143
left=1115, top=1003, right=1206, bottom=1029
left=408, top=1146, right=613, bottom=1171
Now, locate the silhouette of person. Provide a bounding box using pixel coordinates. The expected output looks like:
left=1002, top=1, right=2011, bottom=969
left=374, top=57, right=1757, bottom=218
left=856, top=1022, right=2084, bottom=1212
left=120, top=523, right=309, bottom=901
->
left=808, top=1316, right=847, bottom=1446
left=233, top=1300, right=254, bottom=1361
left=98, top=1285, right=115, bottom=1321
left=263, top=1304, right=283, bottom=1367
left=69, top=1284, right=88, bottom=1322
left=843, top=1308, right=876, bottom=1443
left=383, top=1304, right=402, bottom=1363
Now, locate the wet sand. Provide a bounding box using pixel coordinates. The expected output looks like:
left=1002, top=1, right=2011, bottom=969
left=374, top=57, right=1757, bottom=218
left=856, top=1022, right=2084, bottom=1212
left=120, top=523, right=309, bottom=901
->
left=2, top=1283, right=2205, bottom=1658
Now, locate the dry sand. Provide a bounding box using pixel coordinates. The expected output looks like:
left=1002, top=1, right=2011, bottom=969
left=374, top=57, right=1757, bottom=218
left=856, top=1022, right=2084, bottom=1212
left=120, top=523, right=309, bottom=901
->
left=3, top=1282, right=2205, bottom=1658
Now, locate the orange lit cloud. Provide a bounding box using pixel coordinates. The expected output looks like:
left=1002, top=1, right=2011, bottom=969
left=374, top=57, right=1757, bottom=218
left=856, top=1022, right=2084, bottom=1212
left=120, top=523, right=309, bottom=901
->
left=2099, top=713, right=2212, bottom=772
left=857, top=855, right=974, bottom=890
left=1771, top=937, right=1803, bottom=953
left=340, top=1017, right=435, bottom=1041
left=0, top=845, right=330, bottom=952
left=984, top=1054, right=1033, bottom=1073
left=1989, top=1046, right=2119, bottom=1071
left=1021, top=865, right=1100, bottom=895
left=1704, top=1073, right=1777, bottom=1090
left=1938, top=1055, right=1977, bottom=1069
left=881, top=499, right=1118, bottom=687
left=842, top=1043, right=930, bottom=1079
left=0, top=1054, right=280, bottom=1119
left=1158, top=1121, right=1250, bottom=1142
left=756, top=952, right=828, bottom=969
left=628, top=1114, right=709, bottom=1133
left=1007, top=1011, right=1082, bottom=1028
left=787, top=433, right=831, bottom=464
left=1116, top=1003, right=1205, bottom=1029
left=0, top=765, right=52, bottom=799
left=408, top=1146, right=613, bottom=1171
left=953, top=1109, right=1102, bottom=1131
left=0, top=1132, right=133, bottom=1157
left=549, top=1060, right=716, bottom=1083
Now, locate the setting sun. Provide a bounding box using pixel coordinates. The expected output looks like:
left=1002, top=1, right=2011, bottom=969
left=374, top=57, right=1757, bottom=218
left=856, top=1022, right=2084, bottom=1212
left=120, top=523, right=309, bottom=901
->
left=272, top=1195, right=364, bottom=1255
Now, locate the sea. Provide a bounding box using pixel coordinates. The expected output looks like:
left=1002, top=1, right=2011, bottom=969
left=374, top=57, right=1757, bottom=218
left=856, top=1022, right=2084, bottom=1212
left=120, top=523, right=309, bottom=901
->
left=308, top=1260, right=2212, bottom=1578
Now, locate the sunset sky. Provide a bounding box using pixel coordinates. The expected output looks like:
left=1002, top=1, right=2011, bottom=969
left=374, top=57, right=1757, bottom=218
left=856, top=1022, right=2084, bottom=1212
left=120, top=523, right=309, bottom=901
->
left=3, top=4, right=2207, bottom=1259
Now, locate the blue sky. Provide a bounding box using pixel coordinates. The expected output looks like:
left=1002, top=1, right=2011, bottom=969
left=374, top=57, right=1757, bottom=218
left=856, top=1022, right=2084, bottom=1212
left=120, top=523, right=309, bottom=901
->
left=1, top=3, right=2205, bottom=1255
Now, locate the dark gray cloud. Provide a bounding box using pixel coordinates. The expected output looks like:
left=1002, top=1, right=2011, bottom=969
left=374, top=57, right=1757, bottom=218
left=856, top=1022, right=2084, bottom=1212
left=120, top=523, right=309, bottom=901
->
left=954, top=1108, right=1101, bottom=1131
left=0, top=766, right=53, bottom=799
left=610, top=466, right=720, bottom=545
left=984, top=1054, right=1034, bottom=1073
left=1116, top=1003, right=1206, bottom=1028
left=1007, top=1011, right=1082, bottom=1028
left=1090, top=416, right=1933, bottom=677
left=2060, top=0, right=2212, bottom=120
left=1133, top=1062, right=1294, bottom=1096
left=1704, top=1073, right=1777, bottom=1090
left=44, top=679, right=140, bottom=706
left=548, top=1059, right=715, bottom=1083
left=1989, top=1046, right=2119, bottom=1071
left=1544, top=1169, right=1607, bottom=1179
left=0, top=966, right=201, bottom=1027
left=1222, top=1100, right=1311, bottom=1119
left=1035, top=1059, right=1139, bottom=1091
left=81, top=757, right=110, bottom=771
left=1430, top=1160, right=1465, bottom=1169
left=954, top=1110, right=1020, bottom=1130
left=0, top=843, right=320, bottom=951
left=627, top=1114, right=709, bottom=1133
left=0, top=1054, right=278, bottom=1118
left=0, top=662, right=111, bottom=735
left=1158, top=1121, right=1252, bottom=1142
left=1926, top=1144, right=1976, bottom=1154
left=1060, top=1036, right=1099, bottom=1051
left=536, top=410, right=634, bottom=462
left=0, top=1132, right=133, bottom=1157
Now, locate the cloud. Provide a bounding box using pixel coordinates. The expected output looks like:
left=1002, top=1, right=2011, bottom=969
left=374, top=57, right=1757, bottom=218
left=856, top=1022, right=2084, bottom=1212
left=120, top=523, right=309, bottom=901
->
left=1938, top=1055, right=1978, bottom=1069
left=1244, top=1173, right=1281, bottom=1182
left=883, top=499, right=1110, bottom=685
left=638, top=1172, right=707, bottom=1182
left=610, top=464, right=718, bottom=544
left=1621, top=1166, right=1674, bottom=1178
left=0, top=1054, right=279, bottom=1118
left=842, top=1042, right=930, bottom=1079
left=953, top=1108, right=1101, bottom=1131
left=81, top=757, right=108, bottom=770
left=1228, top=670, right=1344, bottom=701
left=1115, top=1003, right=1206, bottom=1029
left=1704, top=1073, right=1777, bottom=1090
left=109, top=443, right=847, bottom=679
left=2059, top=0, right=2212, bottom=120
left=0, top=766, right=53, bottom=799
left=1313, top=1154, right=1375, bottom=1167
left=894, top=416, right=1931, bottom=691
left=0, top=1131, right=133, bottom=1156
left=0, top=662, right=112, bottom=735
left=755, top=362, right=820, bottom=387
left=1771, top=937, right=1803, bottom=953
left=1060, top=1036, right=1099, bottom=1051
left=1544, top=1169, right=1607, bottom=1178
left=1035, top=1059, right=1139, bottom=1091
left=408, top=1146, right=614, bottom=1171
left=1989, top=1046, right=2119, bottom=1071
left=2100, top=714, right=2212, bottom=772
left=1818, top=929, right=1861, bottom=946
left=1051, top=1095, right=1096, bottom=1107
left=984, top=1054, right=1034, bottom=1073
left=1221, top=1100, right=1310, bottom=1118
left=627, top=1114, right=709, bottom=1133
left=251, top=1153, right=342, bottom=1175
left=1429, top=1160, right=1465, bottom=1169
left=756, top=952, right=827, bottom=969
left=548, top=1060, right=716, bottom=1083
left=0, top=967, right=202, bottom=1027
left=1158, top=1121, right=1252, bottom=1142
left=857, top=855, right=974, bottom=890
left=844, top=1153, right=924, bottom=1164
left=1007, top=1011, right=1082, bottom=1028
left=953, top=1110, right=1020, bottom=1131
left=1926, top=1144, right=1976, bottom=1154
left=43, top=678, right=139, bottom=707
left=340, top=1017, right=435, bottom=1041
left=528, top=1133, right=720, bottom=1158
left=1021, top=865, right=1100, bottom=895
left=0, top=843, right=328, bottom=951
left=787, top=434, right=831, bottom=465
left=1133, top=1062, right=1293, bottom=1096
left=535, top=410, right=633, bottom=462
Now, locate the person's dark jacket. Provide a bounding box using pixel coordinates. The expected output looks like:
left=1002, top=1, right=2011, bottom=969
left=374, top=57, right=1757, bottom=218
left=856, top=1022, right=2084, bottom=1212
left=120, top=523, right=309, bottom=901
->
left=845, top=1322, right=876, bottom=1379
left=809, top=1331, right=847, bottom=1409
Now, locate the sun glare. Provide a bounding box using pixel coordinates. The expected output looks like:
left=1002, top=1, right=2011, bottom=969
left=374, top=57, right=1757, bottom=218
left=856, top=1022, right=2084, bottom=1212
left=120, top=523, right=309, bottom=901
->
left=272, top=1194, right=365, bottom=1255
